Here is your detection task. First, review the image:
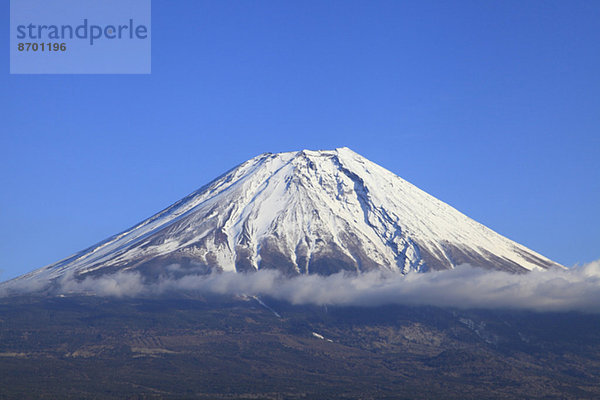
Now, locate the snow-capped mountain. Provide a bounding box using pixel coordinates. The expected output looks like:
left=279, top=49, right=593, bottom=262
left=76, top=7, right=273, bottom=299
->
left=10, top=147, right=562, bottom=284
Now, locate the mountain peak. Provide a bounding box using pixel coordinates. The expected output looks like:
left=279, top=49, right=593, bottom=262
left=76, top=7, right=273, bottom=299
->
left=8, top=147, right=562, bottom=286
left=263, top=146, right=358, bottom=160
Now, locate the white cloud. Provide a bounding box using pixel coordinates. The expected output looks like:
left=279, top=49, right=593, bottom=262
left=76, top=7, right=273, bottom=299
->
left=3, top=260, right=600, bottom=313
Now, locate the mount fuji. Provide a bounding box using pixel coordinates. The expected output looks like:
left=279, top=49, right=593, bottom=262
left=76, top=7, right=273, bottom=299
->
left=8, top=147, right=562, bottom=287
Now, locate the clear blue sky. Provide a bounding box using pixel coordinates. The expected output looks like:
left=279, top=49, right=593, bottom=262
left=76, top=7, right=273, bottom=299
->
left=1, top=0, right=599, bottom=280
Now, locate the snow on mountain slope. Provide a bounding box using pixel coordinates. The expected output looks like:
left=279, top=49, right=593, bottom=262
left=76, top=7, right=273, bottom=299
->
left=8, top=147, right=563, bottom=285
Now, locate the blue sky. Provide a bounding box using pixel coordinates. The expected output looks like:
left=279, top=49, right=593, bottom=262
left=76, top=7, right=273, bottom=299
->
left=1, top=0, right=599, bottom=280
